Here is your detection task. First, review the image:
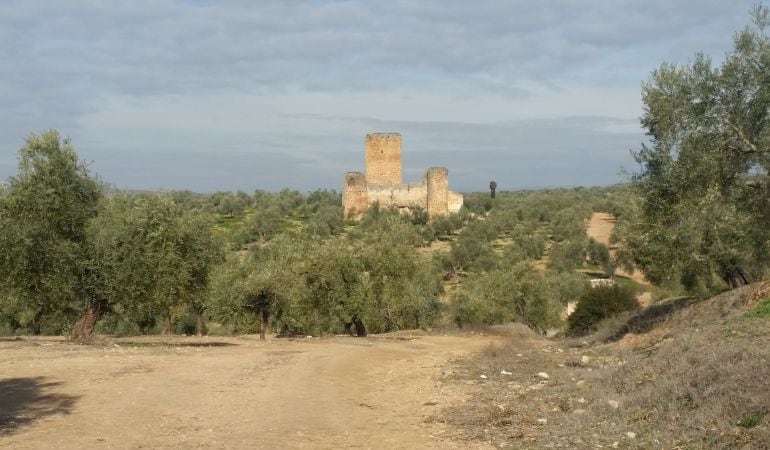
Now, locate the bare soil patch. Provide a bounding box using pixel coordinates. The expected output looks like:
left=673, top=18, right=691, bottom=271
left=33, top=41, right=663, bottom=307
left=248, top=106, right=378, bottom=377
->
left=0, top=333, right=504, bottom=449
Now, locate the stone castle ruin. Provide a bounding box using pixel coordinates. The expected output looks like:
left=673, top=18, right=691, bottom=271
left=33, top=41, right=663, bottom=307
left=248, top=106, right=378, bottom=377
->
left=342, top=133, right=463, bottom=220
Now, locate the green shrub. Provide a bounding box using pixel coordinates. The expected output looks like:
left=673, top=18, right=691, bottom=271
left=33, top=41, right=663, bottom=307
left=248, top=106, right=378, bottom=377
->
left=567, top=284, right=640, bottom=336
left=747, top=298, right=770, bottom=318
left=454, top=263, right=564, bottom=331
left=430, top=216, right=454, bottom=240
left=305, top=205, right=344, bottom=237
left=173, top=311, right=198, bottom=335
left=94, top=313, right=142, bottom=337
left=0, top=319, right=18, bottom=336
left=587, top=238, right=613, bottom=276
left=547, top=239, right=587, bottom=272
left=738, top=411, right=764, bottom=429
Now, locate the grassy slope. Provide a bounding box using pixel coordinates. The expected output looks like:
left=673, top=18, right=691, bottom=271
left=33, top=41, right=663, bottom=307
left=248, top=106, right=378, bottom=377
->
left=432, top=282, right=770, bottom=449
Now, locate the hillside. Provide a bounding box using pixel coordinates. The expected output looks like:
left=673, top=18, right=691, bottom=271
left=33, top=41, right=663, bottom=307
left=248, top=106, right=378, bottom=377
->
left=432, top=282, right=770, bottom=448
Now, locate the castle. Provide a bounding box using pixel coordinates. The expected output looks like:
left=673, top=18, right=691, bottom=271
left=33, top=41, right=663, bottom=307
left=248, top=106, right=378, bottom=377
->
left=342, top=133, right=463, bottom=220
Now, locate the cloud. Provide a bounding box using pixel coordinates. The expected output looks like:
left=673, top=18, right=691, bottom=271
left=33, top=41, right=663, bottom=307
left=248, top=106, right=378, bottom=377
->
left=0, top=0, right=760, bottom=191
left=1, top=1, right=755, bottom=96
left=71, top=111, right=643, bottom=192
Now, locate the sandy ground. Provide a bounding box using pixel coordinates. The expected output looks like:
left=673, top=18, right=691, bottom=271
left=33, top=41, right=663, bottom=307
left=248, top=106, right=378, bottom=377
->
left=0, top=333, right=503, bottom=449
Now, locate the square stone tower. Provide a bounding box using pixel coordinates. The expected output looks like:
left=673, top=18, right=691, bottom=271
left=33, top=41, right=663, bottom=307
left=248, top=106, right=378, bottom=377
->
left=365, top=133, right=402, bottom=184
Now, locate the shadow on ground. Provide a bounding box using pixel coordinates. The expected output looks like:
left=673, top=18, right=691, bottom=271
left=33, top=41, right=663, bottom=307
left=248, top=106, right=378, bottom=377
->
left=0, top=377, right=78, bottom=436
left=608, top=296, right=699, bottom=341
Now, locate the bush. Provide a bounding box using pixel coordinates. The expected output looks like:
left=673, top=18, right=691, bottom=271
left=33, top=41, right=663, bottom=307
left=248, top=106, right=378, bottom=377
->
left=449, top=237, right=495, bottom=272
left=567, top=284, right=640, bottom=336
left=174, top=311, right=198, bottom=335
left=430, top=216, right=454, bottom=240
left=454, top=263, right=564, bottom=331
left=305, top=205, right=344, bottom=237
left=587, top=238, right=613, bottom=276
left=547, top=239, right=587, bottom=272
left=747, top=297, right=770, bottom=318
left=94, top=313, right=142, bottom=337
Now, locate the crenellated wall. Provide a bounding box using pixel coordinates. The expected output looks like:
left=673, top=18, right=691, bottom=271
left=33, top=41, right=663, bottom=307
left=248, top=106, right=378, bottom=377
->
left=343, top=133, right=462, bottom=221
left=366, top=182, right=427, bottom=211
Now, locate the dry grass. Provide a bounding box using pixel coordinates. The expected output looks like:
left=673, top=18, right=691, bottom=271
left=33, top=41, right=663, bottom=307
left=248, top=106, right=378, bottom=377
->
left=433, top=282, right=770, bottom=448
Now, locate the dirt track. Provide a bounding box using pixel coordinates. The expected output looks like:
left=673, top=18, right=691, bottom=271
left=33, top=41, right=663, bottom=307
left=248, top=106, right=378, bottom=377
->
left=0, top=334, right=502, bottom=449
left=585, top=212, right=648, bottom=285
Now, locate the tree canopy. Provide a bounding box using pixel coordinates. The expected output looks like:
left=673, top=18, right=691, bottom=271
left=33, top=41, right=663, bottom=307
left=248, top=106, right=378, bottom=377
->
left=620, top=5, right=770, bottom=294
left=81, top=193, right=222, bottom=338
left=0, top=131, right=102, bottom=333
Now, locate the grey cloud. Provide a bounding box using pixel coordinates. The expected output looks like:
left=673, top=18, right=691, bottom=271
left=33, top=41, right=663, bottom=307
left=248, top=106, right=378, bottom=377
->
left=0, top=0, right=757, bottom=99
left=43, top=115, right=643, bottom=193
left=379, top=116, right=644, bottom=191
left=82, top=146, right=323, bottom=193
left=0, top=0, right=757, bottom=191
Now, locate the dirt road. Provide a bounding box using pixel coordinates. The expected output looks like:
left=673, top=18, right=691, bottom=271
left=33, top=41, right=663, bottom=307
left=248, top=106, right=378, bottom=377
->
left=0, top=333, right=502, bottom=449
left=586, top=212, right=648, bottom=286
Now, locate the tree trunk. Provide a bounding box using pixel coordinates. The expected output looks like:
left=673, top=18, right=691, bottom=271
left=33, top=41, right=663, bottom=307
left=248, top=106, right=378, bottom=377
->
left=724, top=265, right=752, bottom=289
left=259, top=306, right=269, bottom=340
left=353, top=317, right=367, bottom=337
left=195, top=309, right=206, bottom=336
left=31, top=310, right=44, bottom=335
left=71, top=303, right=101, bottom=342
left=384, top=305, right=396, bottom=331
left=161, top=309, right=173, bottom=335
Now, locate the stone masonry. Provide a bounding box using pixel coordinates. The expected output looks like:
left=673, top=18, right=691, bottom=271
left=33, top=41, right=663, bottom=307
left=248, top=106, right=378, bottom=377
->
left=342, top=133, right=463, bottom=220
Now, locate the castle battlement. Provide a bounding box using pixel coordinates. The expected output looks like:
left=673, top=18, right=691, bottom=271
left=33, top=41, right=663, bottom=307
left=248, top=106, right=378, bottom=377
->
left=342, top=133, right=463, bottom=220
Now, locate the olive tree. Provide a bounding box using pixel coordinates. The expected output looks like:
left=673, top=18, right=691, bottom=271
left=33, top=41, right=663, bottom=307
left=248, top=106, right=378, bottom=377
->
left=621, top=6, right=770, bottom=293
left=208, top=234, right=307, bottom=338
left=0, top=131, right=101, bottom=334
left=453, top=262, right=564, bottom=331
left=76, top=193, right=221, bottom=339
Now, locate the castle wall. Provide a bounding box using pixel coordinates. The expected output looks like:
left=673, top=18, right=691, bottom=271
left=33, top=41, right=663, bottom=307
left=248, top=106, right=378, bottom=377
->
left=367, top=182, right=428, bottom=211
left=365, top=133, right=402, bottom=185
left=342, top=172, right=368, bottom=220
left=448, top=191, right=464, bottom=214
left=426, top=167, right=449, bottom=219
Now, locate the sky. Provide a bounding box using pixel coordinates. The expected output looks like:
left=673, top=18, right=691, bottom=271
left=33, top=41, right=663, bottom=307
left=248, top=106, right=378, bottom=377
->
left=0, top=0, right=760, bottom=193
